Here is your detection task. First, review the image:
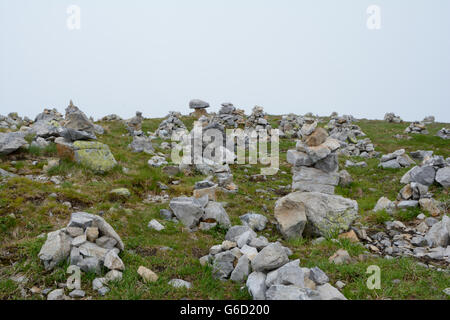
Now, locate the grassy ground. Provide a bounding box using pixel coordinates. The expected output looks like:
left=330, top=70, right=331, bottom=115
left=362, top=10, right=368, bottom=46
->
left=0, top=116, right=448, bottom=300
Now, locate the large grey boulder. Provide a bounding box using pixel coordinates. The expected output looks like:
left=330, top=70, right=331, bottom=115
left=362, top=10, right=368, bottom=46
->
left=0, top=168, right=17, bottom=179
left=286, top=150, right=313, bottom=167
left=0, top=132, right=28, bottom=155
left=277, top=192, right=358, bottom=237
left=38, top=230, right=72, bottom=270
left=409, top=166, right=436, bottom=186
left=251, top=243, right=289, bottom=272
left=436, top=167, right=450, bottom=188
left=60, top=128, right=96, bottom=142
left=274, top=195, right=308, bottom=239
left=309, top=267, right=329, bottom=285
left=30, top=120, right=60, bottom=138
left=169, top=197, right=206, bottom=229
left=246, top=272, right=267, bottom=300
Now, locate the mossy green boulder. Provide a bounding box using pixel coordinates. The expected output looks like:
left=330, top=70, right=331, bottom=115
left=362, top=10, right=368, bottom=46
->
left=73, top=141, right=117, bottom=173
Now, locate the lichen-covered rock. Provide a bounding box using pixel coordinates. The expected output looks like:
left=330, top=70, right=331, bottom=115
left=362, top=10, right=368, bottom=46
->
left=0, top=132, right=28, bottom=155
left=274, top=196, right=307, bottom=239
left=279, top=192, right=358, bottom=237
left=56, top=139, right=117, bottom=173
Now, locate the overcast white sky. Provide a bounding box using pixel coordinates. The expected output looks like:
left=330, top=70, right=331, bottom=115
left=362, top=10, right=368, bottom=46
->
left=1, top=0, right=449, bottom=122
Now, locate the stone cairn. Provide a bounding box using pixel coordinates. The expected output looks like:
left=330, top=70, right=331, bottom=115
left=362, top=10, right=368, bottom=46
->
left=287, top=122, right=341, bottom=194
left=436, top=128, right=450, bottom=140
left=378, top=149, right=415, bottom=169
left=189, top=99, right=210, bottom=118
left=0, top=113, right=32, bottom=131
left=245, top=106, right=271, bottom=133
left=405, top=121, right=428, bottom=135
left=384, top=112, right=403, bottom=123
left=201, top=224, right=347, bottom=300
left=325, top=115, right=377, bottom=158
left=155, top=112, right=187, bottom=139
left=211, top=103, right=246, bottom=128
left=125, top=111, right=143, bottom=136
left=101, top=114, right=123, bottom=122
left=38, top=212, right=125, bottom=299
left=278, top=114, right=305, bottom=138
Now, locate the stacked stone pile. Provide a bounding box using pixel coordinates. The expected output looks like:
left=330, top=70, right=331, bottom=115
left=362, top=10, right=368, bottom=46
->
left=211, top=103, right=245, bottom=128
left=384, top=113, right=403, bottom=123
left=167, top=195, right=231, bottom=231
left=278, top=114, right=304, bottom=138
left=286, top=123, right=340, bottom=194
left=201, top=226, right=346, bottom=300
left=155, top=112, right=187, bottom=139
left=422, top=116, right=435, bottom=124
left=189, top=99, right=210, bottom=118
left=0, top=113, right=32, bottom=130
left=405, top=122, right=428, bottom=135
left=101, top=114, right=123, bottom=122
left=378, top=149, right=415, bottom=169
left=38, top=212, right=125, bottom=298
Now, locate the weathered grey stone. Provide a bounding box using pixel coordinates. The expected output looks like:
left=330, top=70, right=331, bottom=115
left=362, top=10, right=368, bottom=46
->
left=309, top=267, right=329, bottom=285
left=189, top=99, right=210, bottom=109
left=203, top=202, right=231, bottom=228
left=212, top=251, right=236, bottom=279
left=436, top=167, right=450, bottom=188
left=251, top=243, right=289, bottom=272
left=274, top=195, right=308, bottom=239
left=47, top=289, right=65, bottom=300
left=60, top=128, right=96, bottom=142
left=38, top=230, right=72, bottom=271
left=230, top=255, right=250, bottom=282
left=236, top=230, right=256, bottom=248
left=286, top=150, right=313, bottom=167
left=78, top=257, right=102, bottom=274
left=225, top=225, right=256, bottom=242
left=129, top=135, right=154, bottom=154
left=265, top=260, right=304, bottom=288
left=69, top=289, right=85, bottom=298
left=169, top=197, right=206, bottom=229
left=373, top=197, right=395, bottom=213
left=169, top=279, right=192, bottom=289
left=69, top=247, right=82, bottom=266
left=425, top=216, right=450, bottom=247
left=248, top=236, right=269, bottom=251
left=78, top=242, right=109, bottom=262
left=292, top=167, right=339, bottom=194
left=104, top=250, right=125, bottom=271
left=266, top=285, right=317, bottom=300
left=278, top=192, right=358, bottom=237
left=95, top=236, right=118, bottom=250
left=246, top=272, right=267, bottom=300
left=397, top=200, right=419, bottom=209
left=314, top=153, right=338, bottom=173
left=0, top=132, right=28, bottom=155
left=409, top=166, right=436, bottom=186
left=239, top=213, right=268, bottom=231
left=148, top=219, right=165, bottom=231
left=379, top=159, right=401, bottom=169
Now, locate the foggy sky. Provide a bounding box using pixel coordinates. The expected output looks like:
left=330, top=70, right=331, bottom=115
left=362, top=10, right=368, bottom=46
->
left=1, top=0, right=449, bottom=122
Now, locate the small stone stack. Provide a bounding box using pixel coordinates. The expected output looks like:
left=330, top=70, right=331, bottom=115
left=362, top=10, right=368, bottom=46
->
left=405, top=122, right=428, bottom=135
left=35, top=108, right=63, bottom=123
left=38, top=212, right=125, bottom=297
left=287, top=123, right=340, bottom=194
left=436, top=128, right=450, bottom=140
left=278, top=114, right=304, bottom=138
left=168, top=195, right=231, bottom=231
left=189, top=99, right=210, bottom=118
left=125, top=111, right=143, bottom=135
left=101, top=114, right=123, bottom=122
left=0, top=113, right=28, bottom=131
left=201, top=226, right=346, bottom=300
left=155, top=112, right=187, bottom=139
left=245, top=106, right=271, bottom=132
left=384, top=113, right=403, bottom=123
left=378, top=149, right=415, bottom=169
left=212, top=103, right=245, bottom=128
